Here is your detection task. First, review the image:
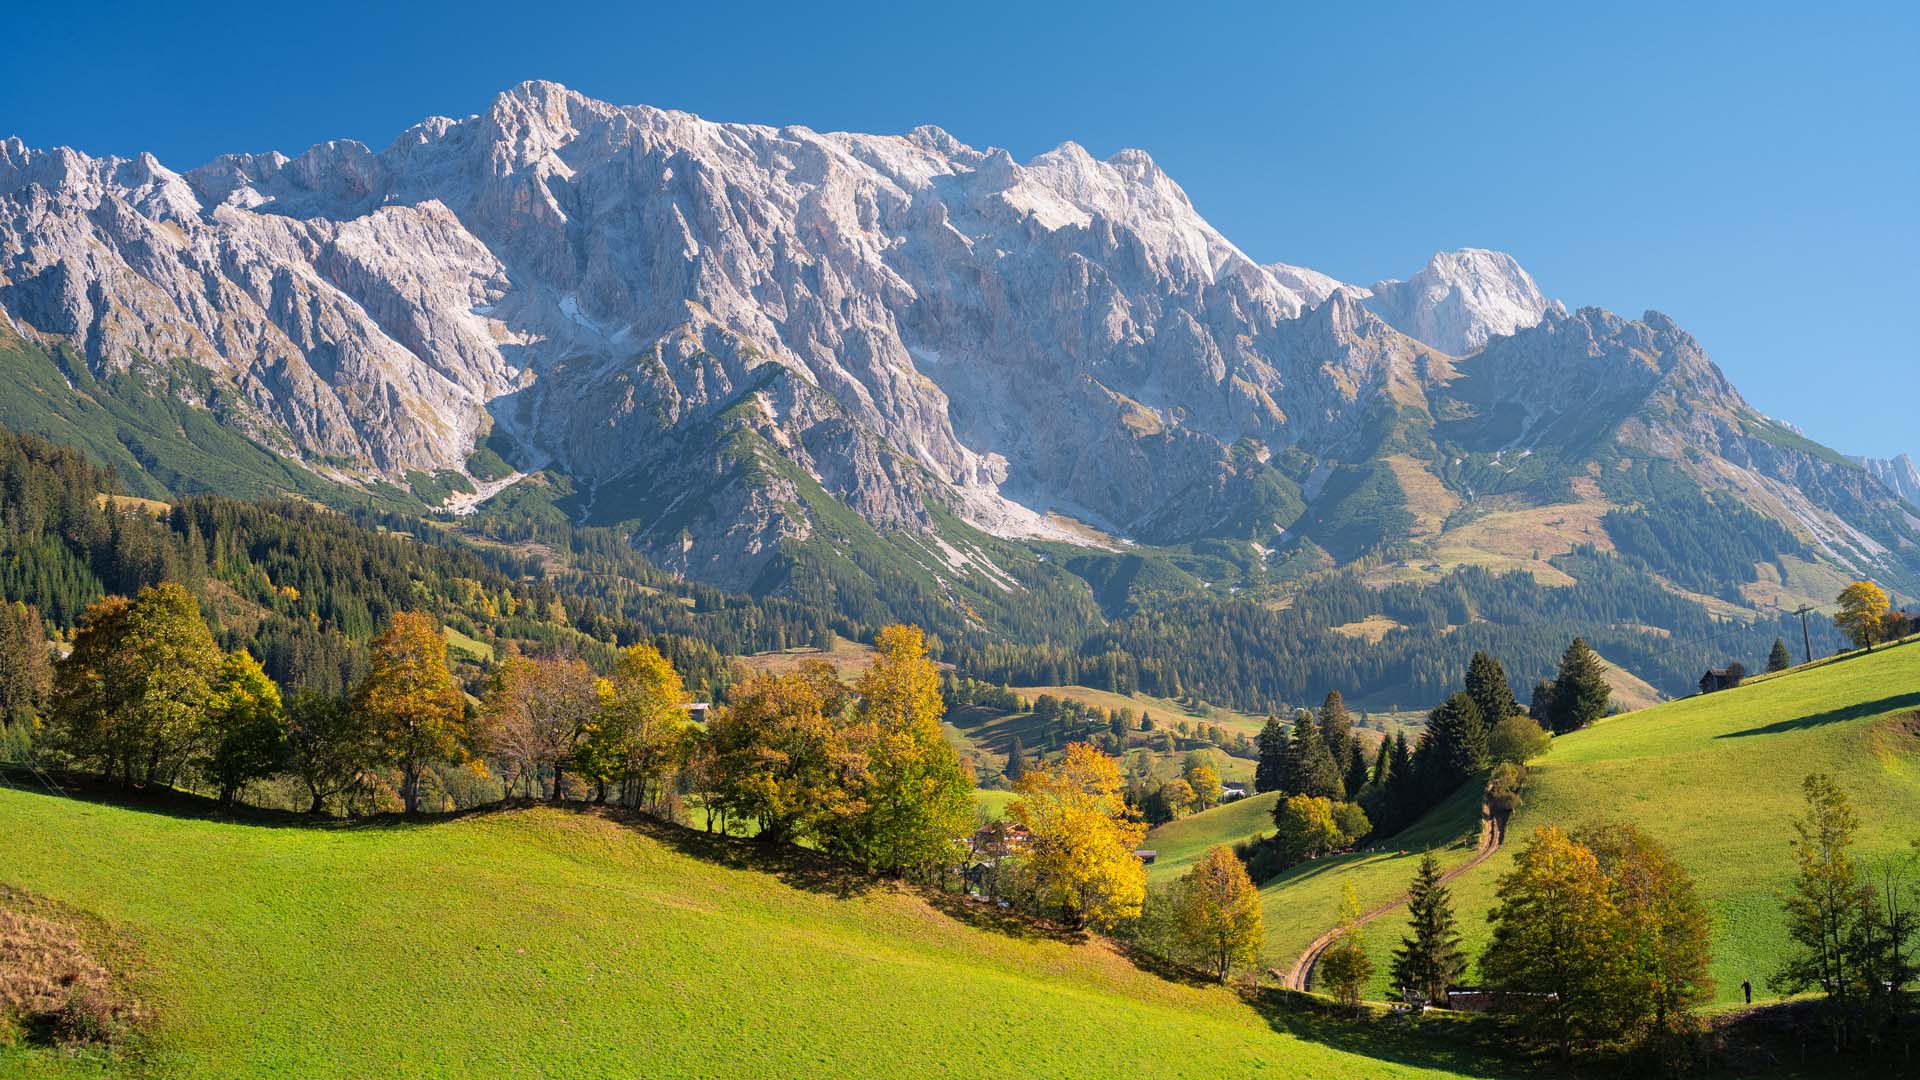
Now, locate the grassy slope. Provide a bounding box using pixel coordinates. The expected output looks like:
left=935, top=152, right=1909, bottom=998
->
left=1268, top=639, right=1920, bottom=1003
left=1258, top=784, right=1486, bottom=978
left=0, top=793, right=1515, bottom=1080
left=1143, top=793, right=1281, bottom=882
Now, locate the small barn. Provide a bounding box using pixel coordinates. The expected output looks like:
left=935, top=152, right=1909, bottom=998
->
left=1698, top=666, right=1743, bottom=694
left=1134, top=849, right=1157, bottom=865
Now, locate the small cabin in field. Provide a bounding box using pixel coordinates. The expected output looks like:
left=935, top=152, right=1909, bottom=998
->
left=1698, top=667, right=1743, bottom=694
left=1134, top=849, right=1157, bottom=865
left=1221, top=782, right=1248, bottom=801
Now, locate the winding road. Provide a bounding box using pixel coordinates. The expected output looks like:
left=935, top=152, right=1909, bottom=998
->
left=1282, top=804, right=1507, bottom=993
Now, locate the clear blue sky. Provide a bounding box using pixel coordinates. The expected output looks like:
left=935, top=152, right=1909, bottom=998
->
left=7, top=1, right=1916, bottom=457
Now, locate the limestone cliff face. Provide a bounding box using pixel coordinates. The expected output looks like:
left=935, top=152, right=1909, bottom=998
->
left=2, top=81, right=1911, bottom=590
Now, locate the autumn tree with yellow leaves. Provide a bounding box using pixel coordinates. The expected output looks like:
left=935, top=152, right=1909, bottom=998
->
left=580, top=642, right=690, bottom=808
left=1170, top=845, right=1264, bottom=981
left=354, top=612, right=468, bottom=814
left=836, top=624, right=975, bottom=876
left=1834, top=581, right=1892, bottom=650
left=1011, top=741, right=1148, bottom=929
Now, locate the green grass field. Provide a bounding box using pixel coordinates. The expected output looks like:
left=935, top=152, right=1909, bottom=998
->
left=0, top=788, right=1525, bottom=1080
left=1260, top=638, right=1920, bottom=1003
left=1143, top=793, right=1280, bottom=882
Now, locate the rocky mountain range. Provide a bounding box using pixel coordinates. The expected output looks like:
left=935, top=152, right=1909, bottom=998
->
left=2, top=80, right=1915, bottom=611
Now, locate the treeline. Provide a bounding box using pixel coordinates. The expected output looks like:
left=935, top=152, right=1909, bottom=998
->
left=1235, top=650, right=1570, bottom=880
left=0, top=427, right=854, bottom=702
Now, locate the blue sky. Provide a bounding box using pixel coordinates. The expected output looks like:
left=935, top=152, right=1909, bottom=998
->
left=7, top=1, right=1916, bottom=457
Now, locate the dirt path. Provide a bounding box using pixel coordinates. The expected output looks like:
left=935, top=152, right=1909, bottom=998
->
left=1281, top=805, right=1506, bottom=993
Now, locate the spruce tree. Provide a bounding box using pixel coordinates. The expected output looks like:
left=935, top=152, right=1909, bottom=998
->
left=1286, top=710, right=1343, bottom=800
left=1464, top=651, right=1520, bottom=728
left=1768, top=638, right=1793, bottom=673
left=1344, top=742, right=1370, bottom=800
left=1390, top=851, right=1467, bottom=1004
left=1548, top=638, right=1611, bottom=734
left=1317, top=690, right=1354, bottom=766
left=1425, top=691, right=1488, bottom=784
left=1254, top=715, right=1290, bottom=794
left=1370, top=737, right=1392, bottom=794
left=1004, top=736, right=1029, bottom=782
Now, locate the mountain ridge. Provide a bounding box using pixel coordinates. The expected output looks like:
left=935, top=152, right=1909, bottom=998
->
left=2, top=80, right=1915, bottom=612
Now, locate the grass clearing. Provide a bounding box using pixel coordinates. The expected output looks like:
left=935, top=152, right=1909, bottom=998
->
left=1143, top=793, right=1279, bottom=882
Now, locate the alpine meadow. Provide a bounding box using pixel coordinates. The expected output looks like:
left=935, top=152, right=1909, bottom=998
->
left=3, top=7, right=1919, bottom=1078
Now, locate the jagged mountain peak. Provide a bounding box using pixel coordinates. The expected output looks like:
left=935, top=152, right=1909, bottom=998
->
left=1, top=87, right=1913, bottom=601
left=1360, top=247, right=1551, bottom=356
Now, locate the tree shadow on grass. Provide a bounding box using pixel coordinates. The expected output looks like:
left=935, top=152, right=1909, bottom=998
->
left=594, top=808, right=884, bottom=900
left=1714, top=693, right=1920, bottom=740
left=921, top=890, right=1088, bottom=947
left=1242, top=987, right=1537, bottom=1078
left=0, top=766, right=573, bottom=834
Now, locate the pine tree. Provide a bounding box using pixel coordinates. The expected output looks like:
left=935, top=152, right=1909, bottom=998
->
left=1390, top=851, right=1467, bottom=1004
left=1317, top=690, right=1354, bottom=766
left=1285, top=710, right=1343, bottom=800
left=1464, top=651, right=1520, bottom=727
left=1253, top=715, right=1290, bottom=794
left=1767, top=638, right=1793, bottom=673
left=1548, top=638, right=1611, bottom=734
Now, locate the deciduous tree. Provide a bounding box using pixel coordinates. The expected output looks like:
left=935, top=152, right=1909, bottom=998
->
left=1488, top=715, right=1552, bottom=766
left=1184, top=760, right=1222, bottom=812
left=284, top=690, right=370, bottom=815
left=197, top=650, right=286, bottom=808
left=354, top=612, right=468, bottom=814
left=1319, top=883, right=1373, bottom=1008
left=1273, top=793, right=1344, bottom=864
left=1171, top=845, right=1265, bottom=981
left=1834, top=581, right=1891, bottom=651
left=1011, top=741, right=1148, bottom=929
left=840, top=624, right=975, bottom=877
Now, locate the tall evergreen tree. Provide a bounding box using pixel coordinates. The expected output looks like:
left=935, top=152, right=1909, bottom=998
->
left=1253, top=715, right=1290, bottom=794
left=1548, top=638, right=1611, bottom=734
left=1464, top=651, right=1520, bottom=728
left=1344, top=741, right=1370, bottom=801
left=1004, top=736, right=1029, bottom=782
left=1390, top=851, right=1467, bottom=1004
left=1767, top=638, right=1793, bottom=673
left=1424, top=691, right=1488, bottom=785
left=1369, top=737, right=1392, bottom=795
left=1317, top=690, right=1354, bottom=767
left=1285, top=709, right=1342, bottom=800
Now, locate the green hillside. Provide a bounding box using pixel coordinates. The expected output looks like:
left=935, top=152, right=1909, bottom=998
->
left=0, top=792, right=1519, bottom=1080
left=1264, top=638, right=1920, bottom=1003
left=1143, top=792, right=1280, bottom=882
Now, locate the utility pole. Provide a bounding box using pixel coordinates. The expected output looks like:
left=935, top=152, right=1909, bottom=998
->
left=1793, top=605, right=1814, bottom=665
